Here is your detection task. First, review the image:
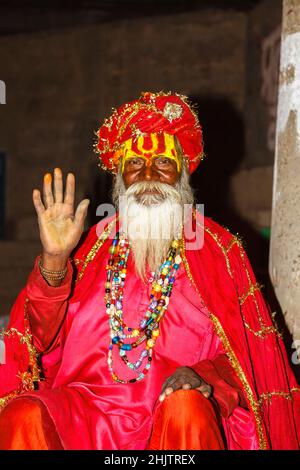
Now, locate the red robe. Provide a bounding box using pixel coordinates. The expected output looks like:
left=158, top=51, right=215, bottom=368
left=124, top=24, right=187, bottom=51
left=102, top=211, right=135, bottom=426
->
left=0, top=213, right=299, bottom=449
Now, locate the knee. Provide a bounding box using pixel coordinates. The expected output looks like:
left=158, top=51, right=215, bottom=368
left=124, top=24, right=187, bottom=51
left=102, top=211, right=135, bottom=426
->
left=0, top=397, right=42, bottom=427
left=160, top=389, right=217, bottom=431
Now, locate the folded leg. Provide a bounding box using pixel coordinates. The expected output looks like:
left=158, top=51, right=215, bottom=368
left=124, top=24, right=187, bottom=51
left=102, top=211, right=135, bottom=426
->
left=0, top=397, right=63, bottom=450
left=147, top=389, right=225, bottom=450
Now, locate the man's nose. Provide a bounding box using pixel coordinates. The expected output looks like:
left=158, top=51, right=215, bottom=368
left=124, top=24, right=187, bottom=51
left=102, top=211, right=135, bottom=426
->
left=143, top=163, right=159, bottom=181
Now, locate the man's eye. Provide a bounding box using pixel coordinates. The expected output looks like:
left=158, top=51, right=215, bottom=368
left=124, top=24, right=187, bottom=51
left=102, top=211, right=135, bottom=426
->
left=156, top=157, right=171, bottom=166
left=129, top=159, right=143, bottom=166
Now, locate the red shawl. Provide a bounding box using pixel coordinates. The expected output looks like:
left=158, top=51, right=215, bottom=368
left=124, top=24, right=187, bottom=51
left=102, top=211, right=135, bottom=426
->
left=0, top=213, right=299, bottom=449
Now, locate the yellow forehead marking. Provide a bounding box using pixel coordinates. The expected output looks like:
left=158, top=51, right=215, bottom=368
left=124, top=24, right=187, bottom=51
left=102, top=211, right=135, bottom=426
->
left=119, top=133, right=182, bottom=173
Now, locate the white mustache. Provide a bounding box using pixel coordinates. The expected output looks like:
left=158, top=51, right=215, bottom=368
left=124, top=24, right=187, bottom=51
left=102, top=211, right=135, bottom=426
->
left=125, top=181, right=182, bottom=206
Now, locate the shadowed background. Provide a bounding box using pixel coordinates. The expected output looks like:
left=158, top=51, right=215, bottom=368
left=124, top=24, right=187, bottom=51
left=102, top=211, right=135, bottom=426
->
left=0, top=0, right=282, bottom=326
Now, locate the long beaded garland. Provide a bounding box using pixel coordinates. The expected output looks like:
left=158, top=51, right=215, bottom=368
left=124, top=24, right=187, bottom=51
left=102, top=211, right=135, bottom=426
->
left=105, top=232, right=182, bottom=384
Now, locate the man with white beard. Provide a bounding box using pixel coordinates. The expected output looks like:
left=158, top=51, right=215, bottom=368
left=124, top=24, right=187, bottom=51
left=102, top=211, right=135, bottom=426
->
left=0, top=92, right=299, bottom=450
left=113, top=162, right=194, bottom=280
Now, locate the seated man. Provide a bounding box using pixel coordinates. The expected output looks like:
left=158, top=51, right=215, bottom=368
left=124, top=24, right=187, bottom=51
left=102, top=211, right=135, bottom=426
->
left=0, top=91, right=299, bottom=450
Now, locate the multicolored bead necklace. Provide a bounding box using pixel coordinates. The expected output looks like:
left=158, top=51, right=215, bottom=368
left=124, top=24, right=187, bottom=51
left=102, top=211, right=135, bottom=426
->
left=105, top=231, right=182, bottom=384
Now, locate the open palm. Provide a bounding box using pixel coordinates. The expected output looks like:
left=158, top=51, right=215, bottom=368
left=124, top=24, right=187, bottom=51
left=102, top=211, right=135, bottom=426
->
left=33, top=168, right=90, bottom=258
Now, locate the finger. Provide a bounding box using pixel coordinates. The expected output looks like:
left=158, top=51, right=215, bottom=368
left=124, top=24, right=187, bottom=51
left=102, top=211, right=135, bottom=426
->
left=161, top=376, right=177, bottom=393
left=158, top=387, right=173, bottom=401
left=162, top=381, right=181, bottom=399
left=196, top=382, right=212, bottom=398
left=43, top=173, right=54, bottom=208
left=160, top=380, right=191, bottom=402
left=182, top=382, right=192, bottom=390
left=159, top=393, right=166, bottom=402
left=74, top=199, right=90, bottom=227
left=165, top=386, right=174, bottom=396
left=32, top=189, right=45, bottom=216
left=159, top=385, right=174, bottom=402
left=165, top=376, right=191, bottom=393
left=64, top=173, right=75, bottom=206
left=53, top=167, right=63, bottom=203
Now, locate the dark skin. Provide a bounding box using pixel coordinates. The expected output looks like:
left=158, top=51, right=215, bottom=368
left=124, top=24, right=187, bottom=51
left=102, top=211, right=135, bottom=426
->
left=122, top=156, right=181, bottom=188
left=122, top=156, right=213, bottom=403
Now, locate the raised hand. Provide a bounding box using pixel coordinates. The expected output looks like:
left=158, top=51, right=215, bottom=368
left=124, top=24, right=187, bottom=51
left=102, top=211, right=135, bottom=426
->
left=159, top=366, right=212, bottom=402
left=33, top=168, right=90, bottom=284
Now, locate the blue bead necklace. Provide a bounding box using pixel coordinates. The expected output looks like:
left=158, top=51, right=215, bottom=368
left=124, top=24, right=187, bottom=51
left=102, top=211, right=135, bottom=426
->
left=105, top=231, right=182, bottom=384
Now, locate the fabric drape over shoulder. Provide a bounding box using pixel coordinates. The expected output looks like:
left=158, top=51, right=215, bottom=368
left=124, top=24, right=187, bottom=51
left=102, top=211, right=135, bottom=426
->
left=0, top=212, right=299, bottom=449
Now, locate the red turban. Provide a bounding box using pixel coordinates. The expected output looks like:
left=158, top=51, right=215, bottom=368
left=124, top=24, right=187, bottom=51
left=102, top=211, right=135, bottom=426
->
left=94, top=91, right=204, bottom=174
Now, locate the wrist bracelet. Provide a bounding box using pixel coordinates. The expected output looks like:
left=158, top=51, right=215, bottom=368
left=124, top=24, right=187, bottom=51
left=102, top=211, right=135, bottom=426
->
left=38, top=257, right=68, bottom=281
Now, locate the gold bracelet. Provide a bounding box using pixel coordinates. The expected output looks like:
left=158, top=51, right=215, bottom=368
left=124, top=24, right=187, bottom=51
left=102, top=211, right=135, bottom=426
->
left=38, top=257, right=68, bottom=280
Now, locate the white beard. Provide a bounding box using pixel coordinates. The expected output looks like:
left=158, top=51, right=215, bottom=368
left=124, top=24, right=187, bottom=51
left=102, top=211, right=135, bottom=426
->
left=118, top=181, right=184, bottom=280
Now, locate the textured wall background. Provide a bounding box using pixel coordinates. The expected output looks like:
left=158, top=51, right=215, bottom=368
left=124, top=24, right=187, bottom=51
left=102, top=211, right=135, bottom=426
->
left=0, top=8, right=247, bottom=321
left=270, top=0, right=300, bottom=341
left=230, top=0, right=282, bottom=233
left=0, top=1, right=282, bottom=324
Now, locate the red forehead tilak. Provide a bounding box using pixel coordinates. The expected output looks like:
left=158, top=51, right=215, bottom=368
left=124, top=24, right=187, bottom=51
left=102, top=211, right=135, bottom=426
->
left=95, top=91, right=205, bottom=174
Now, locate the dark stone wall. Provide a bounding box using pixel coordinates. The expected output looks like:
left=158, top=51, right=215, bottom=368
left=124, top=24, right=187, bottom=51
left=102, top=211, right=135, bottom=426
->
left=245, top=0, right=282, bottom=168
left=0, top=2, right=281, bottom=322
left=0, top=9, right=246, bottom=240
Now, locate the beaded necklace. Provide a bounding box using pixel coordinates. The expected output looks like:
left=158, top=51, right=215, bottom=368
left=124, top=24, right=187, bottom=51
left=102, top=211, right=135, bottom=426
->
left=105, top=231, right=182, bottom=383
